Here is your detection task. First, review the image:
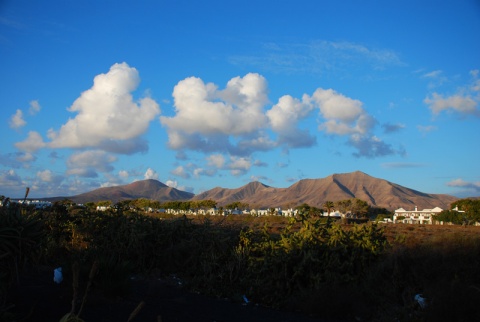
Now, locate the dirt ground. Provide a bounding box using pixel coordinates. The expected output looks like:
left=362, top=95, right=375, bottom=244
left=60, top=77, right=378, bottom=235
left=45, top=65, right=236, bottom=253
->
left=8, top=267, right=331, bottom=322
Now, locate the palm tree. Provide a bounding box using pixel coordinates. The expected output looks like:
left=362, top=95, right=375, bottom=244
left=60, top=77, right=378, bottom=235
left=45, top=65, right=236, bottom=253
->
left=323, top=201, right=335, bottom=217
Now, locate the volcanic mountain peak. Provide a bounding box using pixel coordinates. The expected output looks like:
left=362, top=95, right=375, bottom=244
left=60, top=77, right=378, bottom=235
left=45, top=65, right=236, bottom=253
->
left=54, top=179, right=193, bottom=204
left=45, top=171, right=460, bottom=211
left=241, top=181, right=271, bottom=191
left=127, top=179, right=168, bottom=189
left=195, top=171, right=459, bottom=210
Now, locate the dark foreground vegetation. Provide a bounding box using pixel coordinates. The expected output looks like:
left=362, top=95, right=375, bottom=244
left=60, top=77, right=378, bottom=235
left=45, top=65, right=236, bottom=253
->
left=2, top=197, right=480, bottom=321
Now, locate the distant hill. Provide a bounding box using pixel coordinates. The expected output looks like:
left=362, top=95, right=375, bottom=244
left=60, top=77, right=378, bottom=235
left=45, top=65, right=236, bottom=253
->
left=193, top=171, right=458, bottom=211
left=46, top=179, right=194, bottom=204
left=44, top=171, right=459, bottom=211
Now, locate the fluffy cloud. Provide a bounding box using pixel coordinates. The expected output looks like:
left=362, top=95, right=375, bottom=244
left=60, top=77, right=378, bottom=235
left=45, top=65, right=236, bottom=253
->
left=348, top=134, right=400, bottom=159
left=312, top=88, right=376, bottom=135
left=172, top=153, right=260, bottom=179
left=305, top=88, right=397, bottom=158
left=447, top=178, right=480, bottom=193
left=165, top=180, right=193, bottom=193
left=29, top=100, right=41, bottom=115
left=171, top=165, right=190, bottom=179
left=165, top=74, right=267, bottom=136
left=160, top=73, right=269, bottom=154
left=267, top=95, right=316, bottom=148
left=165, top=180, right=178, bottom=188
left=119, top=170, right=129, bottom=178
left=161, top=74, right=390, bottom=161
left=66, top=150, right=117, bottom=178
left=424, top=70, right=480, bottom=117
left=193, top=167, right=216, bottom=178
left=144, top=168, right=159, bottom=180
left=192, top=168, right=204, bottom=178
left=0, top=152, right=36, bottom=168
left=15, top=131, right=46, bottom=153
left=46, top=63, right=160, bottom=152
left=0, top=169, right=24, bottom=188
left=36, top=169, right=62, bottom=183
left=9, top=109, right=26, bottom=128
left=160, top=72, right=397, bottom=166
left=424, top=93, right=478, bottom=116
left=229, top=156, right=251, bottom=176
left=206, top=154, right=226, bottom=168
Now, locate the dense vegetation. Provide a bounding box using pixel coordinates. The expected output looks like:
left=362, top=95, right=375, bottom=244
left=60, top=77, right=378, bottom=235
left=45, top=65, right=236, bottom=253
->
left=434, top=199, right=480, bottom=225
left=1, top=196, right=480, bottom=321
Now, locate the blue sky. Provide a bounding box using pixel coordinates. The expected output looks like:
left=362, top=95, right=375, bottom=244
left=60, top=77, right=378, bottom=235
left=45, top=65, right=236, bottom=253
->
left=1, top=0, right=479, bottom=199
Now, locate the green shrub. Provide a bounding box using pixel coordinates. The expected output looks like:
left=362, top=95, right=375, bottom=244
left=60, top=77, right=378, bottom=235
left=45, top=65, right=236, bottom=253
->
left=0, top=201, right=43, bottom=320
left=6, top=203, right=480, bottom=321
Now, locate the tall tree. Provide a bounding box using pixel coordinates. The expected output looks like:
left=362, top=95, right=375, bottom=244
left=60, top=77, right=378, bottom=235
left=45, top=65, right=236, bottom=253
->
left=351, top=198, right=369, bottom=218
left=323, top=201, right=335, bottom=216
left=335, top=199, right=352, bottom=215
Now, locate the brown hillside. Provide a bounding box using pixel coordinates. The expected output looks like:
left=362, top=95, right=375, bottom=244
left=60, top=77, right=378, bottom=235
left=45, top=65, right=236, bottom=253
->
left=193, top=171, right=458, bottom=211
left=53, top=179, right=194, bottom=204
left=44, top=172, right=458, bottom=211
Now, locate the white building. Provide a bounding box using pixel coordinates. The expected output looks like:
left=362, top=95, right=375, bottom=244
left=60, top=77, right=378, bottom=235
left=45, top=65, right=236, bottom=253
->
left=1, top=199, right=52, bottom=209
left=393, top=206, right=443, bottom=224
left=321, top=210, right=343, bottom=218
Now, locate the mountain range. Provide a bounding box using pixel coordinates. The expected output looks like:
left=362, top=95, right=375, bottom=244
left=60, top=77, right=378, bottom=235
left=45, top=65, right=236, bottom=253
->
left=47, top=171, right=459, bottom=211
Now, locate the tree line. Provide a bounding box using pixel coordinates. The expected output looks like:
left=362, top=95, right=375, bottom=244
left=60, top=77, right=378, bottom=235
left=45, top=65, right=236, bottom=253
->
left=51, top=196, right=392, bottom=219
left=434, top=198, right=480, bottom=225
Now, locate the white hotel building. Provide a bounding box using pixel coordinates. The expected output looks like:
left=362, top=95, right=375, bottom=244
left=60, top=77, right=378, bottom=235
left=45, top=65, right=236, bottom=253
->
left=393, top=206, right=443, bottom=224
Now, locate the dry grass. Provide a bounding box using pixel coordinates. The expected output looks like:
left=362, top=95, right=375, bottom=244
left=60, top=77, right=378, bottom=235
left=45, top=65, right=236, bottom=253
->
left=184, top=214, right=480, bottom=246
left=381, top=223, right=480, bottom=247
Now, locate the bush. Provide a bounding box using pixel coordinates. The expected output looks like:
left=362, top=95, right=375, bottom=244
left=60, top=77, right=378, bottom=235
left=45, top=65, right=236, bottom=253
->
left=0, top=202, right=43, bottom=320
left=5, top=203, right=480, bottom=321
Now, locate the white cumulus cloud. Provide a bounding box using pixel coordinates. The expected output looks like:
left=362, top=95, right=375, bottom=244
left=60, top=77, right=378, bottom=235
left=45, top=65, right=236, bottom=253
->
left=144, top=168, right=159, bottom=180
left=46, top=62, right=160, bottom=152
left=424, top=70, right=480, bottom=117
left=267, top=94, right=316, bottom=148
left=9, top=109, right=26, bottom=129
left=165, top=180, right=178, bottom=188
left=66, top=150, right=117, bottom=178
left=0, top=170, right=26, bottom=196
left=447, top=178, right=480, bottom=193
left=229, top=156, right=251, bottom=176
left=15, top=131, right=46, bottom=153
left=424, top=93, right=478, bottom=116
left=171, top=165, right=190, bottom=179
left=160, top=73, right=269, bottom=154
left=206, top=154, right=226, bottom=168
left=161, top=73, right=399, bottom=179
left=29, top=100, right=41, bottom=115
left=35, top=169, right=63, bottom=186
left=36, top=169, right=54, bottom=182
left=312, top=88, right=376, bottom=135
